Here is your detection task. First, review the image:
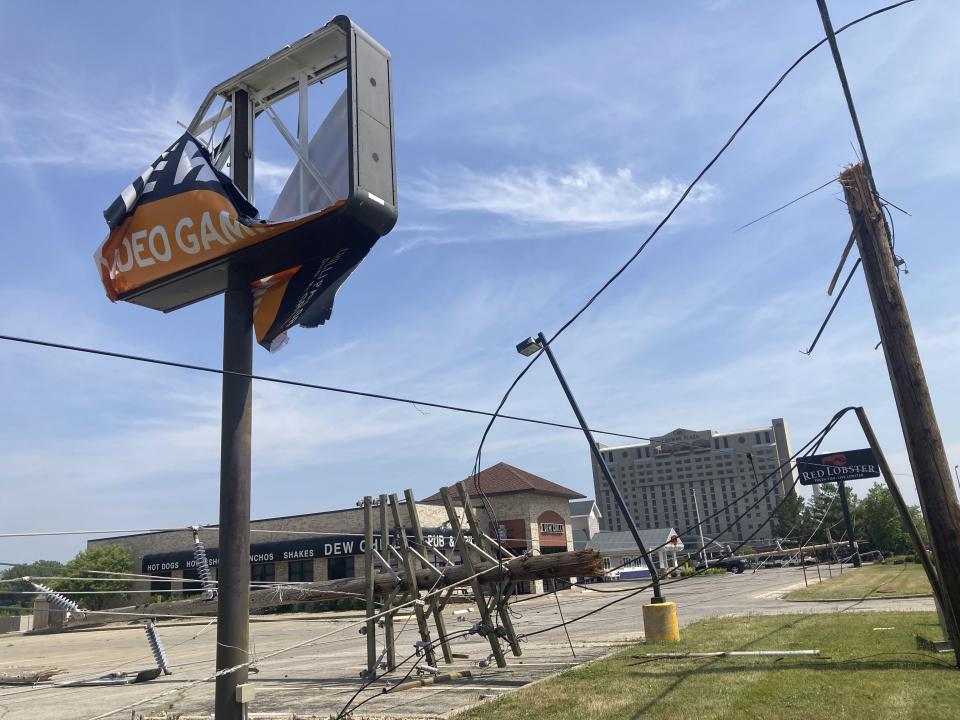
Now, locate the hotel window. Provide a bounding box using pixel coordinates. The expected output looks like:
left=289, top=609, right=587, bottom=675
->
left=755, top=433, right=762, bottom=444
left=288, top=559, right=314, bottom=582
left=765, top=431, right=772, bottom=444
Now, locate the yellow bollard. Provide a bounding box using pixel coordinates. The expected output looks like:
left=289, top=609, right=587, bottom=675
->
left=643, top=601, right=680, bottom=641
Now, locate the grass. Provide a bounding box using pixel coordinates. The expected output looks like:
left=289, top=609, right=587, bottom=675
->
left=453, top=612, right=957, bottom=720
left=785, top=562, right=932, bottom=601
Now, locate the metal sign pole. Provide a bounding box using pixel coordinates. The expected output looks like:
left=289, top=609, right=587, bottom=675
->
left=214, top=89, right=254, bottom=720
left=837, top=481, right=860, bottom=568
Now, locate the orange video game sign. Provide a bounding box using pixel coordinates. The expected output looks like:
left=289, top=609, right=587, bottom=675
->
left=97, top=133, right=375, bottom=350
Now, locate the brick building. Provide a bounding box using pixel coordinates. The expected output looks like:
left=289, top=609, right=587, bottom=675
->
left=422, top=462, right=585, bottom=592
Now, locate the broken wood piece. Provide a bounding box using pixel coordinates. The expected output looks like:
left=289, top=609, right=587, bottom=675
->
left=0, top=668, right=65, bottom=685
left=392, top=669, right=473, bottom=693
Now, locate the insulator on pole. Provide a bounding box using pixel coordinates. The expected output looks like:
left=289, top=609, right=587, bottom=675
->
left=31, top=582, right=85, bottom=621
left=144, top=620, right=172, bottom=675
left=192, top=526, right=216, bottom=600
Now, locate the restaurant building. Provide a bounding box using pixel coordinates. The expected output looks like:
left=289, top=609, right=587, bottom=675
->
left=88, top=462, right=584, bottom=598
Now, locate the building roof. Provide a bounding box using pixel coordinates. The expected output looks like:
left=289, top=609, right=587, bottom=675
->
left=422, top=462, right=586, bottom=503
left=584, top=529, right=683, bottom=553
left=569, top=499, right=599, bottom=517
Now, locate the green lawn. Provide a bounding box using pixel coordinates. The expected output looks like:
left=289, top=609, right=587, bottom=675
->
left=454, top=612, right=957, bottom=720
left=785, top=562, right=932, bottom=601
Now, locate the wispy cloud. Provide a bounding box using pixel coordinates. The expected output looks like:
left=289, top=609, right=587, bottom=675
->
left=255, top=158, right=294, bottom=201
left=407, top=163, right=717, bottom=230
left=0, top=68, right=192, bottom=172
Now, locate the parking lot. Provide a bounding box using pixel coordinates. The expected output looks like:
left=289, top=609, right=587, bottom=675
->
left=0, top=567, right=935, bottom=719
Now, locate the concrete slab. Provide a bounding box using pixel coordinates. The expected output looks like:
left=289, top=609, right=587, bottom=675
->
left=0, top=568, right=935, bottom=719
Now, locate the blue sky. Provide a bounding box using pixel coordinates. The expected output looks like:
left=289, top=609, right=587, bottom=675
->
left=1, top=1, right=958, bottom=563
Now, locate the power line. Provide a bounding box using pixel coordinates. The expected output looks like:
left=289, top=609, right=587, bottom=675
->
left=550, top=0, right=915, bottom=349
left=464, top=0, right=918, bottom=532
left=80, top=562, right=502, bottom=720
left=800, top=257, right=862, bottom=356
left=514, top=408, right=854, bottom=602
left=734, top=177, right=837, bottom=233
left=0, top=332, right=680, bottom=445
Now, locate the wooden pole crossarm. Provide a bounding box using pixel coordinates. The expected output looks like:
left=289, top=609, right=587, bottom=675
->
left=440, top=486, right=508, bottom=668
left=389, top=493, right=437, bottom=667
left=363, top=496, right=377, bottom=677
left=405, top=488, right=454, bottom=664
left=465, top=539, right=507, bottom=567
left=455, top=481, right=522, bottom=658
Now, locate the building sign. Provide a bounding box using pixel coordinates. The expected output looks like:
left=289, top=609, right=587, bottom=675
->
left=651, top=428, right=712, bottom=452
left=796, top=449, right=881, bottom=486
left=141, top=528, right=468, bottom=574
left=96, top=132, right=382, bottom=351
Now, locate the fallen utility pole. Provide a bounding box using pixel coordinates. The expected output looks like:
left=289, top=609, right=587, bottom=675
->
left=59, top=550, right=603, bottom=628
left=839, top=163, right=960, bottom=664
left=736, top=541, right=848, bottom=561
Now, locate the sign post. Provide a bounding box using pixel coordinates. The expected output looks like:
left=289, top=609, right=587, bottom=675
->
left=96, top=19, right=398, bottom=713
left=214, top=89, right=254, bottom=720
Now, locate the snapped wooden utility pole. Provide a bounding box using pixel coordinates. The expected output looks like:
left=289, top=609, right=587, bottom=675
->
left=60, top=550, right=603, bottom=629
left=840, top=164, right=960, bottom=663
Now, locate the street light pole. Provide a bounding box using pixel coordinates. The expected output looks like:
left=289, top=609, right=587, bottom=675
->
left=523, top=333, right=664, bottom=602
left=692, top=489, right=707, bottom=568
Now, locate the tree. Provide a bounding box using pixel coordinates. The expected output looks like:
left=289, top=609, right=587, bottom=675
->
left=855, top=483, right=905, bottom=553
left=806, top=483, right=852, bottom=546
left=772, top=488, right=807, bottom=539
left=53, top=546, right=132, bottom=611
left=855, top=483, right=928, bottom=555
left=908, top=505, right=930, bottom=547
left=0, top=560, right=65, bottom=615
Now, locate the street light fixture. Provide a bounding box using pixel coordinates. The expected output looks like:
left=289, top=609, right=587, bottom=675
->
left=516, top=336, right=542, bottom=357
left=517, top=332, right=665, bottom=602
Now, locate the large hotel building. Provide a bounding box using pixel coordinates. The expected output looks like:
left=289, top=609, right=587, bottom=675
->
left=591, top=419, right=797, bottom=547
